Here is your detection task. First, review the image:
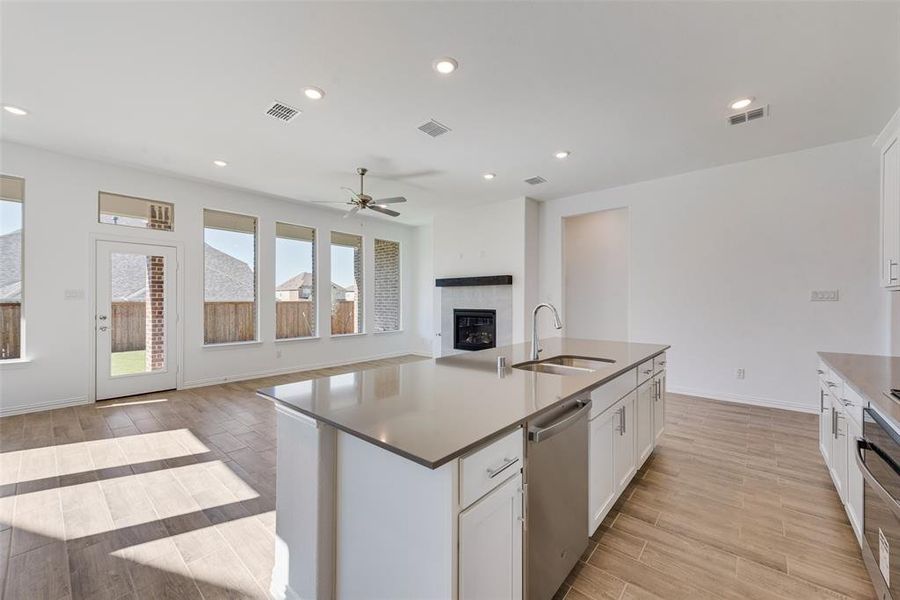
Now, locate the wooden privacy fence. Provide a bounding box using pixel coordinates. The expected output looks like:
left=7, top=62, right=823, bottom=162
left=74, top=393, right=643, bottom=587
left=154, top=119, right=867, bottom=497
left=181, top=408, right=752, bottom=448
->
left=108, top=299, right=358, bottom=347
left=331, top=300, right=356, bottom=335
left=0, top=302, right=21, bottom=359
left=111, top=301, right=147, bottom=352
left=276, top=300, right=314, bottom=338
left=204, top=301, right=256, bottom=344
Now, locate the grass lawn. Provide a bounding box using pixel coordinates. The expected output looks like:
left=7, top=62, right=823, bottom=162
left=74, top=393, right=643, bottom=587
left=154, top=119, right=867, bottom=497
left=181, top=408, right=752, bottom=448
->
left=111, top=350, right=147, bottom=376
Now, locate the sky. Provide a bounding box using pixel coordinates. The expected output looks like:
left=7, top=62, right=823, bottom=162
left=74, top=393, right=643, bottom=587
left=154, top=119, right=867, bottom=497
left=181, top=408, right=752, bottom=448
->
left=205, top=228, right=357, bottom=289
left=0, top=200, right=22, bottom=236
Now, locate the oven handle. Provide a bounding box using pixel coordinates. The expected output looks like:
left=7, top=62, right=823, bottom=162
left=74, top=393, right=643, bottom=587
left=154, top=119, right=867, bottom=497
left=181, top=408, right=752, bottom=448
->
left=856, top=437, right=900, bottom=520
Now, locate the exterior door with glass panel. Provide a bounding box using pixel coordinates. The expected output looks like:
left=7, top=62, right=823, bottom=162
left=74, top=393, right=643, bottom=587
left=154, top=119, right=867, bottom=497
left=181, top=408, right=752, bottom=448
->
left=96, top=241, right=177, bottom=400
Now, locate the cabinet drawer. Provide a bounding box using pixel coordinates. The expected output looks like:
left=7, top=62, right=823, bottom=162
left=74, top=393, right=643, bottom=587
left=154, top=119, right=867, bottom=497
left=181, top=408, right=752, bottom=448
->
left=637, top=359, right=654, bottom=384
left=589, top=369, right=637, bottom=419
left=460, top=428, right=523, bottom=509
left=653, top=353, right=667, bottom=374
left=841, top=385, right=864, bottom=428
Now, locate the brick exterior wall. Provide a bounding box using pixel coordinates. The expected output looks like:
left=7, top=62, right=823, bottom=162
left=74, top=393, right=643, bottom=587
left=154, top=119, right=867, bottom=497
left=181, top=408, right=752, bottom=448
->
left=145, top=204, right=169, bottom=370
left=374, top=239, right=400, bottom=331
left=144, top=255, right=165, bottom=370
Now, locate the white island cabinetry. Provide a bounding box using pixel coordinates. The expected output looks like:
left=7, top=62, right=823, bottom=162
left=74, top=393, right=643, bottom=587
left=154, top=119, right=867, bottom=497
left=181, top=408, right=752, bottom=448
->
left=588, top=354, right=666, bottom=536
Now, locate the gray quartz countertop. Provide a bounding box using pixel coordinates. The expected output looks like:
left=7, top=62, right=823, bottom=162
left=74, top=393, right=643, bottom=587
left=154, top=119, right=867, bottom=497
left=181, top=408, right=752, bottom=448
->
left=258, top=338, right=668, bottom=469
left=819, top=352, right=900, bottom=424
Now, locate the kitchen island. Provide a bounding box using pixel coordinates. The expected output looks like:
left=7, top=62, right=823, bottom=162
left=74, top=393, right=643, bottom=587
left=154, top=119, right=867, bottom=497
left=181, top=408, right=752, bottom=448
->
left=258, top=338, right=669, bottom=600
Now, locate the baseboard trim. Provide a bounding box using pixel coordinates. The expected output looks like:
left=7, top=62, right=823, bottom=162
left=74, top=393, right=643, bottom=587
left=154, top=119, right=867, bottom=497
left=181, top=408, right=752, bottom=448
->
left=181, top=350, right=431, bottom=390
left=667, top=386, right=817, bottom=414
left=0, top=395, right=90, bottom=417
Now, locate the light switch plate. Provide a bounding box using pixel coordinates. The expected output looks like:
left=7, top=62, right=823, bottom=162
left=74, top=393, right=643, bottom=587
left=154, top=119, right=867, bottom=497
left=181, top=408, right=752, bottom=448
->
left=810, top=290, right=839, bottom=302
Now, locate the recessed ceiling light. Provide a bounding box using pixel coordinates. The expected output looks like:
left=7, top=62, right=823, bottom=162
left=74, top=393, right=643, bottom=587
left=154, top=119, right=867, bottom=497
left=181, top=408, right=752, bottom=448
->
left=304, top=87, right=325, bottom=100
left=2, top=105, right=28, bottom=116
left=555, top=151, right=571, bottom=159
left=730, top=97, right=754, bottom=110
left=213, top=160, right=228, bottom=167
left=433, top=57, right=458, bottom=75
left=483, top=173, right=496, bottom=180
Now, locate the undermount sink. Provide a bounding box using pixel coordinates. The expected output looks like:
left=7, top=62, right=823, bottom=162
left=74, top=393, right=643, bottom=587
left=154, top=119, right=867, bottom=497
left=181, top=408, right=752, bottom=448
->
left=512, top=355, right=616, bottom=376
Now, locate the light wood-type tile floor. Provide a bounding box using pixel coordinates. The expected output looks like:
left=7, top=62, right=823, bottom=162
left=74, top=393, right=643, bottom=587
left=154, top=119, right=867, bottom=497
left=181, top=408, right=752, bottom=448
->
left=0, top=355, right=876, bottom=600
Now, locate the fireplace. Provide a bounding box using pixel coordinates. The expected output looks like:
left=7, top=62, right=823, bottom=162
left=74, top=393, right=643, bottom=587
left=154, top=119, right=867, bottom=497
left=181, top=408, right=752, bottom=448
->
left=453, top=309, right=497, bottom=351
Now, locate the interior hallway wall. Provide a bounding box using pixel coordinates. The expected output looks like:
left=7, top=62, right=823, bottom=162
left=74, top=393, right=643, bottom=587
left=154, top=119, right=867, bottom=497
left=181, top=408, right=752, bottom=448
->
left=539, top=136, right=888, bottom=412
left=563, top=208, right=630, bottom=341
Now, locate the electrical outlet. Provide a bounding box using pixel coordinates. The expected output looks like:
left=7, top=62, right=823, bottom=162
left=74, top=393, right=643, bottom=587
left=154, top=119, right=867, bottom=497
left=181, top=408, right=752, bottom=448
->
left=64, top=289, right=84, bottom=299
left=736, top=368, right=746, bottom=380
left=276, top=350, right=282, bottom=359
left=811, top=290, right=839, bottom=302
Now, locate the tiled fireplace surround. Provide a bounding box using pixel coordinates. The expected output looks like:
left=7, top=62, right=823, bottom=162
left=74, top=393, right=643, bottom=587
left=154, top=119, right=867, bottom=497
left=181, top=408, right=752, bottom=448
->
left=438, top=281, right=513, bottom=356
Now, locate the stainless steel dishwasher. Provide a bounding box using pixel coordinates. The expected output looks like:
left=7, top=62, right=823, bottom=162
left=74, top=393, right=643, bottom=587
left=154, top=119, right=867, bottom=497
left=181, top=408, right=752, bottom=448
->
left=526, top=397, right=591, bottom=600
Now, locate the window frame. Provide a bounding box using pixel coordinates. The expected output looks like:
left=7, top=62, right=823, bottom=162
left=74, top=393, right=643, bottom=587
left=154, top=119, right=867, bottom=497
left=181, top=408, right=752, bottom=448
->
left=0, top=175, right=25, bottom=361
left=373, top=238, right=402, bottom=333
left=98, top=190, right=175, bottom=232
left=202, top=208, right=259, bottom=346
left=275, top=221, right=318, bottom=341
left=329, top=230, right=365, bottom=337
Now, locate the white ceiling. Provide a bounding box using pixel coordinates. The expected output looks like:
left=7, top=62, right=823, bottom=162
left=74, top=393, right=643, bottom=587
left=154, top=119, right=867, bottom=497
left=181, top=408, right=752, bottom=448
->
left=1, top=2, right=898, bottom=224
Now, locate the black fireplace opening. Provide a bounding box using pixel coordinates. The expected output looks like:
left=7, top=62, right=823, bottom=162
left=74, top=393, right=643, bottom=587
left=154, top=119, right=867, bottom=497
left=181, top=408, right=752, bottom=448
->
left=453, top=309, right=497, bottom=351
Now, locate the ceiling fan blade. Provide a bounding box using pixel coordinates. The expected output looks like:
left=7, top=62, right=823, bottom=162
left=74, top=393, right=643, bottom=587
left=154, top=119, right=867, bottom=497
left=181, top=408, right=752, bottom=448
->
left=343, top=206, right=361, bottom=219
left=312, top=200, right=354, bottom=204
left=373, top=196, right=407, bottom=205
left=367, top=205, right=401, bottom=218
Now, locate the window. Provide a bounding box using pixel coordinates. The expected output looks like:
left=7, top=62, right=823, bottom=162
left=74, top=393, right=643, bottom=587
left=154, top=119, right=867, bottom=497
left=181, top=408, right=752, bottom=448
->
left=0, top=175, right=24, bottom=359
left=330, top=231, right=363, bottom=335
left=374, top=239, right=400, bottom=332
left=99, top=191, right=174, bottom=231
left=203, top=209, right=257, bottom=344
left=276, top=222, right=316, bottom=339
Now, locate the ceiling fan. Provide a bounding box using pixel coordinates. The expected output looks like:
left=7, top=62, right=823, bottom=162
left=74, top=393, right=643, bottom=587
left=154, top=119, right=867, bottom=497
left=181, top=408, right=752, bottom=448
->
left=315, top=168, right=407, bottom=218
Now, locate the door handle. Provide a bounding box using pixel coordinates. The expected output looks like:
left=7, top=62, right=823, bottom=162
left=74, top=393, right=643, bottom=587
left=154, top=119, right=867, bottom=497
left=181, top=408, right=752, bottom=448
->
left=621, top=406, right=627, bottom=435
left=890, top=260, right=898, bottom=282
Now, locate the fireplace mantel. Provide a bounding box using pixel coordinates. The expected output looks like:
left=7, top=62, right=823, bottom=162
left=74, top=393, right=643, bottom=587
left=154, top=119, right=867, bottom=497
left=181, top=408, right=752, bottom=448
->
left=435, top=275, right=512, bottom=287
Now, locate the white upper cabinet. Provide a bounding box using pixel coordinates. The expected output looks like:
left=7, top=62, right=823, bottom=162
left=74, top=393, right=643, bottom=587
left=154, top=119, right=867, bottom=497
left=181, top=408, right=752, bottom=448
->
left=877, top=106, right=900, bottom=289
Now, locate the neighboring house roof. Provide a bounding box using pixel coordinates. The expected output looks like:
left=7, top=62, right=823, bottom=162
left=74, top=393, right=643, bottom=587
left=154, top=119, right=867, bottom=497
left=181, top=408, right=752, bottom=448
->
left=109, top=243, right=255, bottom=302
left=0, top=229, right=22, bottom=302
left=276, top=272, right=313, bottom=291
left=203, top=244, right=255, bottom=302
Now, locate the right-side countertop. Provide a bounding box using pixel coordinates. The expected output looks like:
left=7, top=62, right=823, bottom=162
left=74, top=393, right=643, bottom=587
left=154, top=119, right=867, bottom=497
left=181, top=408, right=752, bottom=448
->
left=819, top=352, right=900, bottom=423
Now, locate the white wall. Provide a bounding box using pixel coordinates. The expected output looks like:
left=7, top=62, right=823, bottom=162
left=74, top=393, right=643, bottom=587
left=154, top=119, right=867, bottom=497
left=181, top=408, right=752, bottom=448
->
left=431, top=196, right=539, bottom=345
left=0, top=141, right=425, bottom=415
left=563, top=208, right=630, bottom=341
left=539, top=136, right=889, bottom=412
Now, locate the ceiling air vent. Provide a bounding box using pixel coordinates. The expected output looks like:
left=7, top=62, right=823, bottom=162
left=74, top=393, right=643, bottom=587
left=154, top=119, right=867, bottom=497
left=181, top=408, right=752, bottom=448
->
left=727, top=104, right=769, bottom=126
left=418, top=119, right=451, bottom=138
left=266, top=101, right=301, bottom=123
left=524, top=176, right=548, bottom=185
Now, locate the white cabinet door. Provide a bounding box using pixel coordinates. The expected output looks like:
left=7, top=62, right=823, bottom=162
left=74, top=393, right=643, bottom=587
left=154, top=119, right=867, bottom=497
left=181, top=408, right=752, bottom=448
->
left=653, top=373, right=665, bottom=443
left=613, top=392, right=637, bottom=492
left=831, top=395, right=847, bottom=504
left=459, top=472, right=523, bottom=600
left=636, top=379, right=654, bottom=467
left=845, top=414, right=864, bottom=542
left=588, top=408, right=617, bottom=536
left=881, top=135, right=900, bottom=288
left=819, top=385, right=832, bottom=468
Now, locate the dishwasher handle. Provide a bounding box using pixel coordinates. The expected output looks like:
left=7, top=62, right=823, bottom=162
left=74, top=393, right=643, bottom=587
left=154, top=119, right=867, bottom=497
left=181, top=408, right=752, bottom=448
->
left=528, top=400, right=592, bottom=444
